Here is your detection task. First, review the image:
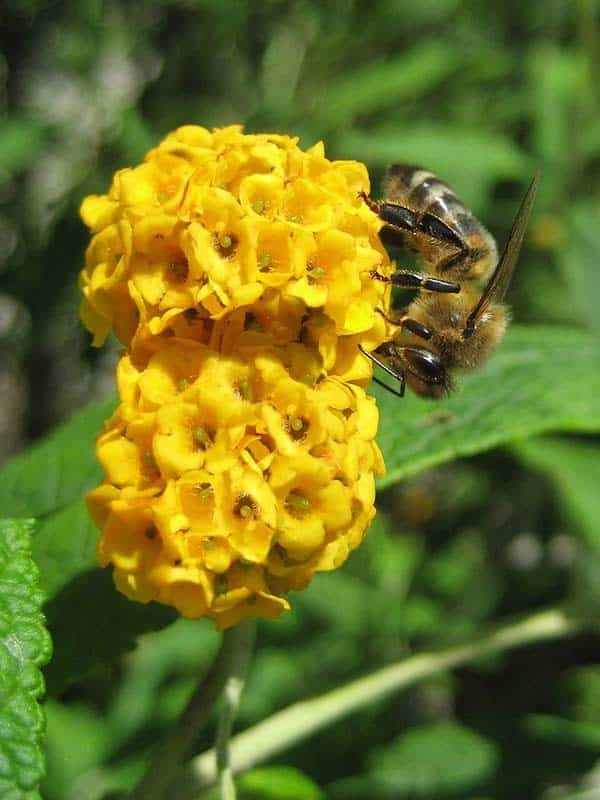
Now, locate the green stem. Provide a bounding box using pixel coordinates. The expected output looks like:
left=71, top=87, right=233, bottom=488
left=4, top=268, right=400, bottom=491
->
left=129, top=619, right=256, bottom=800
left=215, top=621, right=256, bottom=800
left=173, top=606, right=590, bottom=799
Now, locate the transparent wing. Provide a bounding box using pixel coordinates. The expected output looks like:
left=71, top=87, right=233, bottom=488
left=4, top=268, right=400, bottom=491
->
left=463, top=171, right=540, bottom=338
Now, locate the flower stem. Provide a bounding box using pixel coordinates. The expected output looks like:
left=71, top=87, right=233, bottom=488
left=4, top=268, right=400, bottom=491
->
left=215, top=621, right=256, bottom=800
left=172, top=606, right=589, bottom=799
left=129, top=619, right=256, bottom=800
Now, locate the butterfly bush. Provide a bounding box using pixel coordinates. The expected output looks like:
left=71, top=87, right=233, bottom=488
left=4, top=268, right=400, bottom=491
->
left=81, top=125, right=391, bottom=628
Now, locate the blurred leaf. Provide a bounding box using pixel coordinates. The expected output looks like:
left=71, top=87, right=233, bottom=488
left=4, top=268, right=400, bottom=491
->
left=336, top=124, right=530, bottom=207
left=42, top=699, right=110, bottom=800
left=0, top=396, right=115, bottom=518
left=322, top=43, right=461, bottom=127
left=363, top=517, right=424, bottom=607
left=237, top=765, right=324, bottom=800
left=527, top=45, right=580, bottom=197
left=241, top=647, right=306, bottom=722
left=0, top=118, right=46, bottom=174
left=117, top=108, right=158, bottom=163
left=106, top=617, right=218, bottom=749
left=395, top=595, right=444, bottom=639
left=525, top=714, right=600, bottom=752
left=512, top=436, right=600, bottom=550
left=365, top=721, right=499, bottom=798
left=44, top=568, right=176, bottom=695
left=424, top=531, right=485, bottom=599
left=559, top=667, right=600, bottom=724
left=0, top=518, right=52, bottom=800
left=559, top=203, right=600, bottom=335
left=376, top=326, right=600, bottom=490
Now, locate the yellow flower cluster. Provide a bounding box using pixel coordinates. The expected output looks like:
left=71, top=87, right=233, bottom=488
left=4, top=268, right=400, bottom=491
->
left=81, top=125, right=391, bottom=628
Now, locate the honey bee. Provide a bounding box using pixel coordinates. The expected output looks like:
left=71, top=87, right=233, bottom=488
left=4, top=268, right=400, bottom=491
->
left=359, top=165, right=539, bottom=398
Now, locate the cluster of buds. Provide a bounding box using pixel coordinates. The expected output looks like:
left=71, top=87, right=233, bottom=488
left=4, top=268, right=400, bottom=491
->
left=81, top=126, right=391, bottom=628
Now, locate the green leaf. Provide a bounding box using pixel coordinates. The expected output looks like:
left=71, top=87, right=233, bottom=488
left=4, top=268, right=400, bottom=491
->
left=375, top=326, right=600, bottom=490
left=322, top=43, right=461, bottom=126
left=559, top=203, right=600, bottom=335
left=0, top=519, right=52, bottom=800
left=336, top=124, right=530, bottom=208
left=525, top=714, right=600, bottom=752
left=42, top=700, right=111, bottom=800
left=238, top=765, right=324, bottom=800
left=44, top=568, right=176, bottom=695
left=32, top=499, right=175, bottom=696
left=105, top=618, right=218, bottom=750
left=0, top=396, right=115, bottom=519
left=0, top=119, right=46, bottom=174
left=559, top=667, right=600, bottom=725
left=366, top=721, right=499, bottom=798
left=511, top=437, right=600, bottom=550
left=32, top=499, right=98, bottom=598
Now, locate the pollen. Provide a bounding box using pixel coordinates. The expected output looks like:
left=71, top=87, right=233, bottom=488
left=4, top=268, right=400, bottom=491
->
left=258, top=253, right=272, bottom=272
left=192, top=426, right=212, bottom=449
left=236, top=378, right=254, bottom=402
left=195, top=482, right=213, bottom=502
left=285, top=491, right=311, bottom=514
left=81, top=125, right=391, bottom=628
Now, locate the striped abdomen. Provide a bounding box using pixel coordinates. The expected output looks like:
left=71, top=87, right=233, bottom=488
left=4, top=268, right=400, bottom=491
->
left=383, top=164, right=497, bottom=280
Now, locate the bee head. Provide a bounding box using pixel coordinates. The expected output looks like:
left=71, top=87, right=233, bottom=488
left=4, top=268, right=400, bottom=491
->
left=399, top=346, right=454, bottom=399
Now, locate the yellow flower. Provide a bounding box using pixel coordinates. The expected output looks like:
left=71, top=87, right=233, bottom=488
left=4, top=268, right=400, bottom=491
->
left=82, top=125, right=391, bottom=628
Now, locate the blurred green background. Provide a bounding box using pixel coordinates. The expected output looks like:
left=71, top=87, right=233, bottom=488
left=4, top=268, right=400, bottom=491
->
left=1, top=1, right=600, bottom=798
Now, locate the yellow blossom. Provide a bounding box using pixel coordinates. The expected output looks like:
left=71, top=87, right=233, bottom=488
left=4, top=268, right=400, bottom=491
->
left=82, top=125, right=391, bottom=628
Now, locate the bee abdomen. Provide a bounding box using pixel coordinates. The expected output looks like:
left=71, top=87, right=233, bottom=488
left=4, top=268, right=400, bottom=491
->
left=385, top=164, right=489, bottom=245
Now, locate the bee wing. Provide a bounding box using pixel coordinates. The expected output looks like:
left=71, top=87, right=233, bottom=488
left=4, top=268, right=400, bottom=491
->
left=463, top=171, right=540, bottom=338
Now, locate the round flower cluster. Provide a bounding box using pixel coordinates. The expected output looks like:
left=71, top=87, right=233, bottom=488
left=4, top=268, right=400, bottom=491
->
left=82, top=126, right=391, bottom=628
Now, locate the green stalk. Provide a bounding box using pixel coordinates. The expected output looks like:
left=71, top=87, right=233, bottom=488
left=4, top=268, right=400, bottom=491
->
left=173, top=607, right=589, bottom=799
left=215, top=621, right=256, bottom=799
left=129, top=619, right=256, bottom=800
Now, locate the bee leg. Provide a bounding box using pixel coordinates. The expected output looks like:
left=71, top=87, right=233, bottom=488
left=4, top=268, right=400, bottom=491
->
left=418, top=213, right=465, bottom=250
left=360, top=192, right=467, bottom=253
left=375, top=308, right=433, bottom=340
left=379, top=224, right=413, bottom=250
left=359, top=192, right=419, bottom=233
left=370, top=270, right=460, bottom=294
left=358, top=343, right=406, bottom=398
left=436, top=247, right=487, bottom=274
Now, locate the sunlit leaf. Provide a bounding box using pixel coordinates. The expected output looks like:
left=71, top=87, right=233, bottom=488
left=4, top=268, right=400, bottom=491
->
left=0, top=519, right=52, bottom=800
left=238, top=765, right=324, bottom=800
left=375, top=326, right=600, bottom=490
left=0, top=396, right=115, bottom=519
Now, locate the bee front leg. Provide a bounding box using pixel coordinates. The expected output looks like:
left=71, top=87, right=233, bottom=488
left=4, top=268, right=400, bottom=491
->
left=369, top=269, right=460, bottom=294
left=375, top=308, right=433, bottom=341
left=358, top=344, right=406, bottom=398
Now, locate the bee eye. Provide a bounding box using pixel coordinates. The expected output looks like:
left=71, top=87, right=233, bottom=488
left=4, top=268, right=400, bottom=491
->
left=403, top=347, right=446, bottom=385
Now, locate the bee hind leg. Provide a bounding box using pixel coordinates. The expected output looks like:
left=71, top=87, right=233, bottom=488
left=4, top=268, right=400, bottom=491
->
left=436, top=247, right=489, bottom=275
